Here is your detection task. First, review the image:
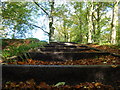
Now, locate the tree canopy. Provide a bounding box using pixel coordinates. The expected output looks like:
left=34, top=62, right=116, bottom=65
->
left=1, top=0, right=120, bottom=45
left=1, top=2, right=37, bottom=38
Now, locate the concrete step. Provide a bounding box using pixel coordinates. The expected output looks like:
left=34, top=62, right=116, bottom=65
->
left=17, top=52, right=110, bottom=61
left=39, top=48, right=92, bottom=52
left=2, top=65, right=120, bottom=89
left=49, top=42, right=77, bottom=45
left=38, top=45, right=101, bottom=52
left=44, top=45, right=77, bottom=48
left=41, top=45, right=89, bottom=50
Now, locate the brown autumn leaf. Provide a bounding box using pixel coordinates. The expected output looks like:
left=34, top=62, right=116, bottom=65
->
left=39, top=82, right=50, bottom=88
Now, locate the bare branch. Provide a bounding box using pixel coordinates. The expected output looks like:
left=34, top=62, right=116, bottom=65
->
left=32, top=24, right=49, bottom=34
left=33, top=0, right=49, bottom=16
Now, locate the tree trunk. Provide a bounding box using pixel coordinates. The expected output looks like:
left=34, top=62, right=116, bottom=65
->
left=118, top=3, right=120, bottom=45
left=88, top=2, right=94, bottom=43
left=78, top=3, right=83, bottom=43
left=96, top=3, right=101, bottom=43
left=91, top=11, right=96, bottom=43
left=49, top=0, right=55, bottom=42
left=63, top=20, right=68, bottom=42
left=111, top=2, right=118, bottom=44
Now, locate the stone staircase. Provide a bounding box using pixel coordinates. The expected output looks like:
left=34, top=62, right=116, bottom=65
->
left=17, top=42, right=112, bottom=61
left=2, top=42, right=120, bottom=89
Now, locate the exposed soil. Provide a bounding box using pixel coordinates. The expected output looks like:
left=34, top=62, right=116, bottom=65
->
left=2, top=79, right=114, bottom=89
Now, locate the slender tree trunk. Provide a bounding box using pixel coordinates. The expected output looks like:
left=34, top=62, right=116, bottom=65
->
left=78, top=3, right=83, bottom=43
left=111, top=2, right=118, bottom=44
left=88, top=2, right=94, bottom=43
left=63, top=20, right=69, bottom=42
left=77, top=16, right=83, bottom=43
left=49, top=0, right=55, bottom=42
left=96, top=3, right=101, bottom=43
left=118, top=3, right=120, bottom=44
left=85, top=2, right=89, bottom=43
left=92, top=11, right=96, bottom=43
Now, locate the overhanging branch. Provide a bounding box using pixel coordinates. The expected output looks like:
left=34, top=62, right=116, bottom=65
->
left=33, top=0, right=49, bottom=16
left=32, top=24, right=49, bottom=35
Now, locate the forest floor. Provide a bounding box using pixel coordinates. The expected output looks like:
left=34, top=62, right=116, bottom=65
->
left=3, top=79, right=114, bottom=89
left=2, top=39, right=40, bottom=49
left=86, top=44, right=120, bottom=55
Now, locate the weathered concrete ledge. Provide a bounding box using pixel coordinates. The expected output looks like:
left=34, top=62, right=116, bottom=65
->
left=2, top=65, right=120, bottom=89
left=16, top=52, right=111, bottom=61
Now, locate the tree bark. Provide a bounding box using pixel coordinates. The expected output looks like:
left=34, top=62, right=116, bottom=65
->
left=96, top=3, right=101, bottom=43
left=111, top=2, right=118, bottom=44
left=88, top=2, right=94, bottom=43
left=118, top=3, right=120, bottom=44
left=49, top=0, right=55, bottom=42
